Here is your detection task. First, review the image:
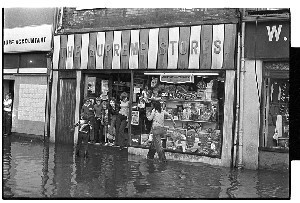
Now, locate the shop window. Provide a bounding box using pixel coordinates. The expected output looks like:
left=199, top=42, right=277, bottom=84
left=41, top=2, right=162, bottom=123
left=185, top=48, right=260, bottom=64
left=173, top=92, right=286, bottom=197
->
left=130, top=71, right=225, bottom=158
left=4, top=54, right=20, bottom=68
left=261, top=63, right=289, bottom=150
left=19, top=53, right=47, bottom=68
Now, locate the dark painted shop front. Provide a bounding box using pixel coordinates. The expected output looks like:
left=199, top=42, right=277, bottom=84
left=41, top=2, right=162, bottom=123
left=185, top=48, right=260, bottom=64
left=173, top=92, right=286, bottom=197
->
left=242, top=10, right=290, bottom=170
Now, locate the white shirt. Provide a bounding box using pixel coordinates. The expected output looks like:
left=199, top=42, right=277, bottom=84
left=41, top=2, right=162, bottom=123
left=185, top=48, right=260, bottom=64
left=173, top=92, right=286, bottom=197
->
left=147, top=109, right=172, bottom=128
left=119, top=100, right=129, bottom=117
left=4, top=99, right=12, bottom=112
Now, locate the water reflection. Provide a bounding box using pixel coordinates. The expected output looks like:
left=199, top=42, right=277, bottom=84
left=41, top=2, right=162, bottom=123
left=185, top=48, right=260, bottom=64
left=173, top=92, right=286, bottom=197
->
left=2, top=135, right=289, bottom=198
left=3, top=135, right=13, bottom=198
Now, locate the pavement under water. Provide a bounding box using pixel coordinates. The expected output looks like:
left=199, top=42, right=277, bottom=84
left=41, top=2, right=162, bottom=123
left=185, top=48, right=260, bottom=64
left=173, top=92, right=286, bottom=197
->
left=2, top=134, right=290, bottom=199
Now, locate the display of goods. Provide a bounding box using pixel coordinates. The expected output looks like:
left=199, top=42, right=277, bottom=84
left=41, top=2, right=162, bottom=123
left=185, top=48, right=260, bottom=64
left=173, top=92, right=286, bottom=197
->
left=177, top=85, right=188, bottom=93
left=182, top=108, right=191, bottom=120
left=196, top=81, right=206, bottom=90
left=169, top=85, right=176, bottom=92
left=166, top=141, right=175, bottom=149
left=161, top=92, right=168, bottom=97
left=201, top=110, right=212, bottom=121
left=211, top=130, right=221, bottom=141
left=141, top=134, right=149, bottom=143
left=196, top=90, right=205, bottom=100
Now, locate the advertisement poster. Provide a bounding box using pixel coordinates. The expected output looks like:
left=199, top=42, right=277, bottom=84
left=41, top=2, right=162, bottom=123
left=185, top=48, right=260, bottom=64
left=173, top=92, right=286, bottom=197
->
left=131, top=111, right=139, bottom=125
left=101, top=80, right=109, bottom=94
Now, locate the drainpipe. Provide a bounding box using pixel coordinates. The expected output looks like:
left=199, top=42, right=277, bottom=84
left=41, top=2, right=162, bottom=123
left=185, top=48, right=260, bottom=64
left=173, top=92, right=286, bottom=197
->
left=237, top=21, right=246, bottom=169
left=233, top=25, right=241, bottom=168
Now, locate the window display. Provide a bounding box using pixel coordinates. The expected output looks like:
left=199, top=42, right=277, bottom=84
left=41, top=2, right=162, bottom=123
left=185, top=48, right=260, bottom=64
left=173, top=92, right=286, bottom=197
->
left=83, top=71, right=226, bottom=157
left=262, top=74, right=289, bottom=149
left=131, top=72, right=225, bottom=158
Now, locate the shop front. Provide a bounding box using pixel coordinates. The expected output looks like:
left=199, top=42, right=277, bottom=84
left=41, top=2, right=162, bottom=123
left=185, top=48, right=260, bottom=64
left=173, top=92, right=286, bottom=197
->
left=3, top=24, right=53, bottom=137
left=51, top=27, right=237, bottom=167
left=243, top=12, right=290, bottom=170
left=51, top=8, right=239, bottom=167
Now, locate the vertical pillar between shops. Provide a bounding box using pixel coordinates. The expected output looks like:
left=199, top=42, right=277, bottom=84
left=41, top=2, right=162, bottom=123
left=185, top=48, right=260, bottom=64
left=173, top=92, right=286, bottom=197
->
left=44, top=56, right=52, bottom=138
left=73, top=71, right=82, bottom=144
left=221, top=70, right=235, bottom=167
left=49, top=71, right=59, bottom=142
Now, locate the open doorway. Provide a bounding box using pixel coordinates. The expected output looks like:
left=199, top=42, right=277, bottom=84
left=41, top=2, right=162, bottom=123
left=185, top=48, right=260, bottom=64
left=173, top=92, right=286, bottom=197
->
left=83, top=72, right=132, bottom=146
left=3, top=79, right=15, bottom=108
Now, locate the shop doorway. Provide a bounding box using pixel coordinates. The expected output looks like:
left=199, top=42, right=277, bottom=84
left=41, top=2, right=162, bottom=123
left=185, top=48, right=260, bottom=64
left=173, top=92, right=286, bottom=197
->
left=3, top=79, right=15, bottom=109
left=3, top=80, right=15, bottom=98
left=83, top=72, right=132, bottom=145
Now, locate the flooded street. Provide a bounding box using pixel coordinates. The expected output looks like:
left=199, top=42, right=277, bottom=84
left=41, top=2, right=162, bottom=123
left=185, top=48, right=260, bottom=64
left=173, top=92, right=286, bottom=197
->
left=2, top=134, right=289, bottom=199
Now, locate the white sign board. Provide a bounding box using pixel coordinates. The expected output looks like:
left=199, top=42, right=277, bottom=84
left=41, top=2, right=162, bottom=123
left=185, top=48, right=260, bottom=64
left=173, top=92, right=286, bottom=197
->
left=4, top=24, right=52, bottom=53
left=18, top=84, right=47, bottom=122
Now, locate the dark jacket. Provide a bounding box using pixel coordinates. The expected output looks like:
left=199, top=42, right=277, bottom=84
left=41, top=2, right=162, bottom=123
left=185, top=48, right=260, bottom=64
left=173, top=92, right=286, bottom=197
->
left=81, top=104, right=95, bottom=119
left=108, top=104, right=120, bottom=122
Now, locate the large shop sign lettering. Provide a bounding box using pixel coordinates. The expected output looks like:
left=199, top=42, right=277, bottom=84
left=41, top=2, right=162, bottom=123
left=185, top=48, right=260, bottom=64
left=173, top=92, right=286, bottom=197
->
left=266, top=25, right=288, bottom=42
left=53, top=24, right=237, bottom=69
left=62, top=39, right=222, bottom=58
left=245, top=21, right=289, bottom=59
left=4, top=24, right=52, bottom=53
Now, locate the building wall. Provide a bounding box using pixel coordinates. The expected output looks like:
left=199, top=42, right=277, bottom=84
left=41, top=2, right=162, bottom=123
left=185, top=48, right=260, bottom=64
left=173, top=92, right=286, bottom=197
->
left=57, top=8, right=239, bottom=34
left=242, top=60, right=262, bottom=170
left=12, top=75, right=47, bottom=136
left=258, top=150, right=289, bottom=171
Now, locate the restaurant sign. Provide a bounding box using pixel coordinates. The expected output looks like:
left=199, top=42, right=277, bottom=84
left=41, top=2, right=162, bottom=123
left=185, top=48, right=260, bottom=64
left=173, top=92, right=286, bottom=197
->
left=4, top=24, right=53, bottom=53
left=53, top=24, right=237, bottom=70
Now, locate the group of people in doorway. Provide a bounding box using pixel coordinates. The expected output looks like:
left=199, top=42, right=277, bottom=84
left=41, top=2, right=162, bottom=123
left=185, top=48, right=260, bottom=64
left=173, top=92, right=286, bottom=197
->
left=75, top=92, right=130, bottom=157
left=75, top=91, right=176, bottom=162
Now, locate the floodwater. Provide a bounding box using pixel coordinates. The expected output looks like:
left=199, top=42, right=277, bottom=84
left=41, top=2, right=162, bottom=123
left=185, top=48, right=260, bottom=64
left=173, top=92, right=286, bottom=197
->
left=2, top=134, right=290, bottom=199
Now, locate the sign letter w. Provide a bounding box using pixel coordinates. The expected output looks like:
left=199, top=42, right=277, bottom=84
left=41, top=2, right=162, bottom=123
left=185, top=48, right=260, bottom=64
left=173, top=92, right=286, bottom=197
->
left=266, top=25, right=282, bottom=41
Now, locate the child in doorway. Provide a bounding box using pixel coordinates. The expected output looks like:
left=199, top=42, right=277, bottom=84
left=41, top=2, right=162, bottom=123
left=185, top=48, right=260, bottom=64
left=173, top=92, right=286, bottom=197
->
left=94, top=97, right=103, bottom=144
left=115, top=92, right=130, bottom=148
left=106, top=97, right=119, bottom=145
left=100, top=95, right=109, bottom=144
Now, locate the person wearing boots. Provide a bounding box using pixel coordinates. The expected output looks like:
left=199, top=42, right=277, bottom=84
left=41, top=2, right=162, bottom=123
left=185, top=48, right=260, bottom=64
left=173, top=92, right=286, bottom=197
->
left=146, top=100, right=176, bottom=162
left=74, top=119, right=91, bottom=158
left=80, top=98, right=95, bottom=143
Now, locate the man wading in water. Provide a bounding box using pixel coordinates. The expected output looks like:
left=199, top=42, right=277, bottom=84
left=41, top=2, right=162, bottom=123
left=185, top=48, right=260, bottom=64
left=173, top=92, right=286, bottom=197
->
left=146, top=100, right=176, bottom=162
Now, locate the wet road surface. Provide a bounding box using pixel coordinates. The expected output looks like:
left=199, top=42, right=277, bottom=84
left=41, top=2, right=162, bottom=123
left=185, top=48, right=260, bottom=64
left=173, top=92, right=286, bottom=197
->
left=2, top=134, right=289, bottom=199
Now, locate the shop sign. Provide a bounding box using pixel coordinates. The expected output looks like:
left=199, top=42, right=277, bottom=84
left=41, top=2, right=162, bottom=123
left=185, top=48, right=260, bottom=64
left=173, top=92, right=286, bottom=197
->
left=245, top=21, right=289, bottom=59
left=4, top=24, right=52, bottom=53
left=53, top=24, right=237, bottom=70
left=160, top=75, right=194, bottom=84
